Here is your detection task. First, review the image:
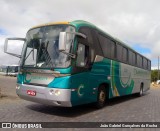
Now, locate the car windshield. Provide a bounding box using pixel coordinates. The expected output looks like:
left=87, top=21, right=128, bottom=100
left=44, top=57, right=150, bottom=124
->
left=22, top=25, right=75, bottom=68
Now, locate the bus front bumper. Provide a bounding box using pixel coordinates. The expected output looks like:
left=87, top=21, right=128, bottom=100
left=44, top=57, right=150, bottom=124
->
left=16, top=84, right=72, bottom=107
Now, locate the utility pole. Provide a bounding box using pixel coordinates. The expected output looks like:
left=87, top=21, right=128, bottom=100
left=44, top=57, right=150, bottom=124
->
left=158, top=56, right=159, bottom=80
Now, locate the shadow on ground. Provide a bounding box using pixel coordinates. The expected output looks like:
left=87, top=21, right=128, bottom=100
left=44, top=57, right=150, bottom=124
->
left=0, top=94, right=20, bottom=100
left=0, top=94, right=8, bottom=99
left=26, top=92, right=150, bottom=117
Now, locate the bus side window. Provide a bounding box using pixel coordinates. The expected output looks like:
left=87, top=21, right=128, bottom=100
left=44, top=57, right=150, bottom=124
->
left=15, top=66, right=18, bottom=72
left=76, top=43, right=89, bottom=67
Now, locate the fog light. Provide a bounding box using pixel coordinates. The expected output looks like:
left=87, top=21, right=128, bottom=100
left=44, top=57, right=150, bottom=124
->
left=55, top=90, right=61, bottom=96
left=49, top=89, right=54, bottom=95
left=16, top=85, right=20, bottom=89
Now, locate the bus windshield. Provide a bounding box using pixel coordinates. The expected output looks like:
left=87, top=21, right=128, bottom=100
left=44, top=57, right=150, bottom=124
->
left=0, top=66, right=7, bottom=73
left=8, top=66, right=18, bottom=73
left=22, top=25, right=75, bottom=68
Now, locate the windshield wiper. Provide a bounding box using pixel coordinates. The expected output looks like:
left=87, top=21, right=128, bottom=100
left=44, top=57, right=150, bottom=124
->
left=61, top=51, right=76, bottom=58
left=36, top=40, right=54, bottom=67
left=61, top=39, right=76, bottom=58
left=24, top=39, right=36, bottom=61
left=24, top=48, right=34, bottom=61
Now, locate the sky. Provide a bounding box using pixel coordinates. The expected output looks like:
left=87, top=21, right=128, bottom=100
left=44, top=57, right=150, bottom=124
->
left=0, top=0, right=160, bottom=69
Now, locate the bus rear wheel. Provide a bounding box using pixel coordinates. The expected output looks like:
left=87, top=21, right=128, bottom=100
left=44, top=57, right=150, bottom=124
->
left=95, top=85, right=106, bottom=108
left=138, top=84, right=143, bottom=97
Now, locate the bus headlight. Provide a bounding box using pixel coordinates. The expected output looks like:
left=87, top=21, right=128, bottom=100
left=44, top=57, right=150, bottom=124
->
left=54, top=90, right=61, bottom=96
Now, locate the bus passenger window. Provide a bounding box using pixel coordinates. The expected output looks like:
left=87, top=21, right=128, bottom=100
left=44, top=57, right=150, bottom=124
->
left=76, top=43, right=89, bottom=67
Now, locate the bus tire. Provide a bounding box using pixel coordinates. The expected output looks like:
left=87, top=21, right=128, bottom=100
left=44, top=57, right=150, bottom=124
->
left=95, top=85, right=106, bottom=109
left=138, top=84, right=143, bottom=97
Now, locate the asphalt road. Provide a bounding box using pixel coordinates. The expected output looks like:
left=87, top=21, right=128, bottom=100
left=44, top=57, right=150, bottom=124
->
left=0, top=75, right=160, bottom=130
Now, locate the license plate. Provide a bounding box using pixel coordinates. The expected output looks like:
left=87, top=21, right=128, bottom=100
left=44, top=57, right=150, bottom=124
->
left=27, top=90, right=36, bottom=96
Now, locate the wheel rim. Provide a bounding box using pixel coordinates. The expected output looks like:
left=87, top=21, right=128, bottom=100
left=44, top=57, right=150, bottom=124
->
left=140, top=88, right=143, bottom=95
left=99, top=90, right=105, bottom=102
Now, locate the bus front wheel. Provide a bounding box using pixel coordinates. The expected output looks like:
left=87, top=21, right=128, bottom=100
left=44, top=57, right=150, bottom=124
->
left=95, top=85, right=106, bottom=108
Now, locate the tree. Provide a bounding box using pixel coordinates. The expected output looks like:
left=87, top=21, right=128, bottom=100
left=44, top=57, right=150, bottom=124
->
left=151, top=70, right=158, bottom=82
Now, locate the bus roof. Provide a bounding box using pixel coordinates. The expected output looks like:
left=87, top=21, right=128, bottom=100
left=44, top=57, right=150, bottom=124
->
left=30, top=20, right=150, bottom=61
left=70, top=20, right=137, bottom=54
left=31, top=21, right=70, bottom=29
left=6, top=64, right=19, bottom=66
left=70, top=20, right=131, bottom=48
left=31, top=20, right=122, bottom=43
left=70, top=20, right=150, bottom=60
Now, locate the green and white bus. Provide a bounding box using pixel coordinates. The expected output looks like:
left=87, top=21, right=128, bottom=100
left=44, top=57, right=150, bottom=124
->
left=4, top=20, right=151, bottom=108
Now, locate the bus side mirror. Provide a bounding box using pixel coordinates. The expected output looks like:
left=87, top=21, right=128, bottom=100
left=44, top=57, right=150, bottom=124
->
left=4, top=38, right=26, bottom=58
left=59, top=32, right=66, bottom=51
left=59, top=31, right=87, bottom=52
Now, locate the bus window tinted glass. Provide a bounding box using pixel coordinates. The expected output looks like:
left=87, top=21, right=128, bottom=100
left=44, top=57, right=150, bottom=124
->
left=117, top=44, right=122, bottom=61
left=98, top=34, right=115, bottom=59
left=137, top=55, right=143, bottom=67
left=122, top=47, right=128, bottom=63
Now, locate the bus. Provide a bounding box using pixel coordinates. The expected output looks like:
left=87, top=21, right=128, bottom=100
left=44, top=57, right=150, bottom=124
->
left=4, top=20, right=151, bottom=108
left=0, top=65, right=18, bottom=76
left=0, top=65, right=8, bottom=76
left=7, top=65, right=19, bottom=77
